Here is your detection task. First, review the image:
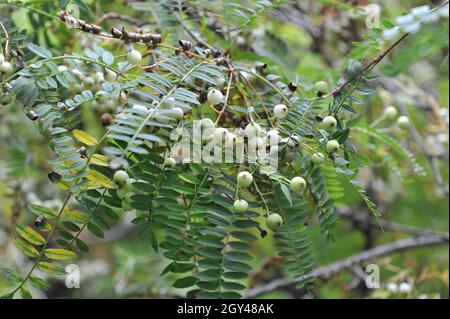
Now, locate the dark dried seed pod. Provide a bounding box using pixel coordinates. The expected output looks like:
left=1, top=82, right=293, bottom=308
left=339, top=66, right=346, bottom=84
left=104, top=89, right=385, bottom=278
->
left=78, top=146, right=88, bottom=158
left=81, top=23, right=93, bottom=32
left=111, top=27, right=122, bottom=38
left=57, top=10, right=67, bottom=22
left=34, top=215, right=46, bottom=228
left=203, top=48, right=212, bottom=57
left=213, top=50, right=223, bottom=58
left=215, top=57, right=227, bottom=66
left=140, top=34, right=151, bottom=43
left=288, top=82, right=298, bottom=92
left=255, top=61, right=267, bottom=73
left=178, top=40, right=192, bottom=51
left=257, top=225, right=268, bottom=238
left=91, top=24, right=102, bottom=34
left=48, top=171, right=62, bottom=183
left=121, top=27, right=130, bottom=41
left=26, top=110, right=38, bottom=121
left=129, top=33, right=140, bottom=42
left=151, top=34, right=162, bottom=44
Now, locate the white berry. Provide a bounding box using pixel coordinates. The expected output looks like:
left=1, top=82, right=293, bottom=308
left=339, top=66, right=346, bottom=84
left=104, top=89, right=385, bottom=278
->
left=244, top=123, right=261, bottom=138
left=0, top=61, right=13, bottom=74
left=312, top=152, right=325, bottom=165
left=113, top=170, right=129, bottom=186
left=290, top=177, right=306, bottom=193
left=127, top=50, right=142, bottom=64
left=274, top=104, right=288, bottom=119
left=397, top=115, right=410, bottom=129
left=384, top=106, right=398, bottom=120
left=326, top=140, right=340, bottom=153
left=237, top=171, right=253, bottom=188
left=322, top=116, right=337, bottom=130
left=207, top=89, right=224, bottom=105
left=164, top=157, right=176, bottom=167
left=233, top=199, right=248, bottom=212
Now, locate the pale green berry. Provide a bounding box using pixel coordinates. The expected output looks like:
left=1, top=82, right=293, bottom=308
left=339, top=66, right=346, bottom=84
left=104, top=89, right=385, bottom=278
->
left=384, top=106, right=398, bottom=120
left=322, top=116, right=337, bottom=130
left=0, top=53, right=4, bottom=64
left=207, top=89, right=224, bottom=105
left=237, top=171, right=253, bottom=188
left=164, top=157, right=177, bottom=167
left=290, top=177, right=306, bottom=193
left=274, top=104, right=288, bottom=119
left=397, top=115, right=410, bottom=129
left=314, top=81, right=329, bottom=93
left=266, top=213, right=283, bottom=231
left=127, top=50, right=142, bottom=64
left=244, top=123, right=261, bottom=138
left=171, top=107, right=184, bottom=120
left=113, top=170, right=129, bottom=186
left=312, top=152, right=325, bottom=165
left=326, top=140, right=340, bottom=153
left=233, top=199, right=248, bottom=212
left=0, top=61, right=13, bottom=74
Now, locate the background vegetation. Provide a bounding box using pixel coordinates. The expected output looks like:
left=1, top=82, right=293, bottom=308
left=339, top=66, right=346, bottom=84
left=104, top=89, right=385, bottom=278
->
left=0, top=0, right=448, bottom=299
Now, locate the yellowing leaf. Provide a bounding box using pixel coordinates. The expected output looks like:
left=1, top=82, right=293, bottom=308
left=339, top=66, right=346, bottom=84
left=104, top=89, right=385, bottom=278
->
left=86, top=169, right=113, bottom=188
left=44, top=248, right=77, bottom=261
left=30, top=204, right=58, bottom=219
left=56, top=181, right=71, bottom=190
left=90, top=154, right=110, bottom=166
left=13, top=237, right=39, bottom=258
left=16, top=225, right=45, bottom=245
left=73, top=129, right=97, bottom=146
left=37, top=262, right=66, bottom=275
left=62, top=208, right=89, bottom=224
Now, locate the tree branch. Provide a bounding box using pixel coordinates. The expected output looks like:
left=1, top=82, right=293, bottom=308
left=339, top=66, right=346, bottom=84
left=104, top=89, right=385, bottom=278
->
left=243, top=233, right=449, bottom=298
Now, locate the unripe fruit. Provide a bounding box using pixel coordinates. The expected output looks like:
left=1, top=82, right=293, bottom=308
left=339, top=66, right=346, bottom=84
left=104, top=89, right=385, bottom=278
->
left=384, top=106, right=398, bottom=120
left=100, top=113, right=113, bottom=126
left=397, top=115, right=410, bottom=129
left=266, top=213, right=283, bottom=231
left=113, top=170, right=129, bottom=186
left=237, top=171, right=253, bottom=188
left=164, top=157, right=176, bottom=167
left=233, top=199, right=248, bottom=212
left=171, top=107, right=184, bottom=120
left=0, top=53, right=4, bottom=64
left=314, top=81, right=329, bottom=93
left=274, top=104, right=288, bottom=119
left=322, top=116, right=337, bottom=130
left=312, top=152, right=325, bottom=165
left=0, top=61, right=13, bottom=74
left=326, top=140, right=340, bottom=153
left=105, top=68, right=116, bottom=82
left=207, top=89, right=224, bottom=105
left=347, top=60, right=363, bottom=78
left=266, top=129, right=280, bottom=144
left=290, top=177, right=306, bottom=193
left=244, top=123, right=261, bottom=138
left=127, top=49, right=142, bottom=64
left=94, top=71, right=104, bottom=83
left=214, top=127, right=228, bottom=142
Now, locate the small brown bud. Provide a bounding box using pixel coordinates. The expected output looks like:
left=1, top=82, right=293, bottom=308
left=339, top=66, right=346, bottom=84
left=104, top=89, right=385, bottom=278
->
left=111, top=27, right=122, bottom=38
left=78, top=146, right=88, bottom=158
left=178, top=40, right=192, bottom=51
left=48, top=171, right=62, bottom=183
left=100, top=113, right=113, bottom=126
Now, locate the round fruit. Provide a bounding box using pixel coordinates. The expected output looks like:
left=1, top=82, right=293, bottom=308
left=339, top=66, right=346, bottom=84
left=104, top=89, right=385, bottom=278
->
left=58, top=65, right=68, bottom=73
left=312, top=152, right=325, bottom=165
left=266, top=129, right=280, bottom=144
left=201, top=118, right=215, bottom=129
left=127, top=50, right=142, bottom=64
left=290, top=177, right=306, bottom=193
left=237, top=171, right=253, bottom=188
left=171, top=107, right=184, bottom=120
left=233, top=199, right=248, bottom=212
left=326, top=140, right=340, bottom=153
left=274, top=104, right=288, bottom=119
left=0, top=53, right=4, bottom=64
left=207, top=89, right=224, bottom=105
left=105, top=68, right=116, bottom=82
left=244, top=123, right=261, bottom=138
left=314, top=81, right=329, bottom=93
left=397, top=115, right=410, bottom=129
left=322, top=116, right=337, bottom=130
left=0, top=61, right=13, bottom=74
left=384, top=106, right=398, bottom=120
left=266, top=213, right=283, bottom=231
left=164, top=157, right=176, bottom=167
left=347, top=60, right=363, bottom=78
left=113, top=170, right=129, bottom=186
left=214, top=127, right=228, bottom=142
